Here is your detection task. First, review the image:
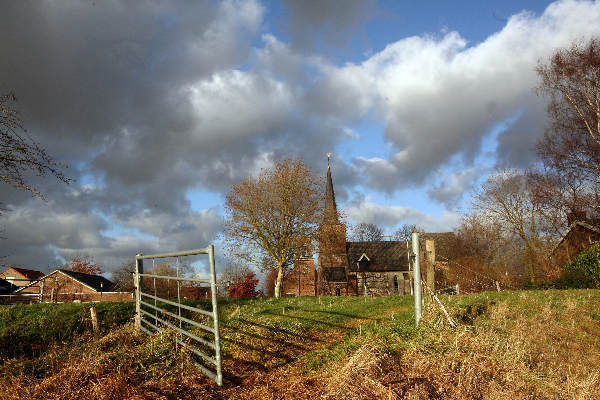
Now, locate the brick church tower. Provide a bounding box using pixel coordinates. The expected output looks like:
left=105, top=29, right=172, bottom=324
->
left=318, top=156, right=353, bottom=295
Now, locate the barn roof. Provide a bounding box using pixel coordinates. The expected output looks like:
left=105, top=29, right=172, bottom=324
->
left=59, top=269, right=115, bottom=292
left=2, top=267, right=44, bottom=281
left=15, top=269, right=116, bottom=293
left=346, top=241, right=410, bottom=272
left=552, top=220, right=600, bottom=254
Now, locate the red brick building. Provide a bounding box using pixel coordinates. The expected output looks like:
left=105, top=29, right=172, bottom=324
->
left=551, top=220, right=600, bottom=277
left=17, top=269, right=132, bottom=302
left=0, top=267, right=44, bottom=288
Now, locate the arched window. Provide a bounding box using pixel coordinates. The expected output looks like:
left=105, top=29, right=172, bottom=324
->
left=393, top=275, right=399, bottom=292
left=335, top=287, right=341, bottom=296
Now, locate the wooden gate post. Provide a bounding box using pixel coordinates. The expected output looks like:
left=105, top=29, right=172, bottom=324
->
left=425, top=239, right=435, bottom=294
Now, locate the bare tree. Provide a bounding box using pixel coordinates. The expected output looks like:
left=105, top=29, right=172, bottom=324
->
left=224, top=159, right=322, bottom=298
left=145, top=263, right=178, bottom=298
left=218, top=260, right=254, bottom=295
left=472, top=170, right=552, bottom=283
left=536, top=38, right=600, bottom=223
left=111, top=259, right=136, bottom=292
left=393, top=224, right=422, bottom=241
left=350, top=222, right=383, bottom=241
left=537, top=38, right=600, bottom=179
left=1, top=93, right=71, bottom=199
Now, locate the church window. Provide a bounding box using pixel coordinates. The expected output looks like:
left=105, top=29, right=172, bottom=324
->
left=393, top=275, right=399, bottom=292
left=335, top=287, right=341, bottom=296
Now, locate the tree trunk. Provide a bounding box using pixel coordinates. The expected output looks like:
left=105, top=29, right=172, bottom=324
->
left=274, top=263, right=284, bottom=298
left=526, top=243, right=536, bottom=283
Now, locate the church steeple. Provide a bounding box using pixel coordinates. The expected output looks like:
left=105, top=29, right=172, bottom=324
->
left=324, top=153, right=339, bottom=223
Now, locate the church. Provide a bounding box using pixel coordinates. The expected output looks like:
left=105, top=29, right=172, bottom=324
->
left=283, top=159, right=456, bottom=297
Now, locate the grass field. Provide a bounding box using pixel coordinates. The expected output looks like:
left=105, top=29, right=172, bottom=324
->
left=1, top=290, right=599, bottom=399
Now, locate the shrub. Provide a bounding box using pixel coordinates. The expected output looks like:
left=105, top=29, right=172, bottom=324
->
left=227, top=272, right=259, bottom=298
left=555, top=243, right=600, bottom=288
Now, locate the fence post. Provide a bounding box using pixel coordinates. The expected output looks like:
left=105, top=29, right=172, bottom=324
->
left=412, top=229, right=422, bottom=327
left=425, top=239, right=435, bottom=295
left=90, top=305, right=99, bottom=338
left=135, top=254, right=143, bottom=331
left=208, top=245, right=223, bottom=386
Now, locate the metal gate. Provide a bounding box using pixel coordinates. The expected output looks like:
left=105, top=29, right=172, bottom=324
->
left=134, top=246, right=222, bottom=385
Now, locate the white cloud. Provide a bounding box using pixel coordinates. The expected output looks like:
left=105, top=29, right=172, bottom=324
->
left=345, top=199, right=460, bottom=232
left=320, top=0, right=600, bottom=191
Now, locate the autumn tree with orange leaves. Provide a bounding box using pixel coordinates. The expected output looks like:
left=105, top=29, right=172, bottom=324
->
left=65, top=256, right=104, bottom=275
left=224, top=159, right=322, bottom=298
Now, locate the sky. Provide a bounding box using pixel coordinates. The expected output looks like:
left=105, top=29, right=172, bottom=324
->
left=1, top=0, right=600, bottom=277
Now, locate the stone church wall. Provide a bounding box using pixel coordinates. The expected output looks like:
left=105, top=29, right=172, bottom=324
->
left=355, top=271, right=410, bottom=297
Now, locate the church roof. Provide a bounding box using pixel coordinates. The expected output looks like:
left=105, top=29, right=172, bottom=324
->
left=346, top=241, right=410, bottom=272
left=59, top=269, right=116, bottom=292
left=324, top=160, right=339, bottom=223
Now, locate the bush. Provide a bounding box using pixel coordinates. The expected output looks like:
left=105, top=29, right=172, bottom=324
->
left=555, top=243, right=600, bottom=289
left=227, top=272, right=259, bottom=298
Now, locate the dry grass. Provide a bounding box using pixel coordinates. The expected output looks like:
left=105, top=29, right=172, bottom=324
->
left=1, top=291, right=599, bottom=399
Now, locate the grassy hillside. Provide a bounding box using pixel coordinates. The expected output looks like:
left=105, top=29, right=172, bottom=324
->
left=1, top=290, right=599, bottom=399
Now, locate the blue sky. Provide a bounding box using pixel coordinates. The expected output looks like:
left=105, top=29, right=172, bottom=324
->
left=186, top=0, right=557, bottom=235
left=2, top=0, right=600, bottom=273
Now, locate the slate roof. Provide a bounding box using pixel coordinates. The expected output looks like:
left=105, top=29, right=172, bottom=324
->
left=0, top=278, right=18, bottom=295
left=322, top=267, right=347, bottom=282
left=58, top=269, right=116, bottom=292
left=346, top=241, right=410, bottom=272
left=551, top=220, right=600, bottom=254
left=324, top=161, right=340, bottom=223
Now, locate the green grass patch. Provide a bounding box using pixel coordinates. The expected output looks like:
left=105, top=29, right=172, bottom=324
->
left=0, top=301, right=134, bottom=359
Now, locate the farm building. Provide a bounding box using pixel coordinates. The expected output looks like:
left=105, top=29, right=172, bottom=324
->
left=551, top=220, right=600, bottom=276
left=0, top=278, right=18, bottom=295
left=16, top=269, right=132, bottom=302
left=283, top=159, right=458, bottom=297
left=0, top=267, right=44, bottom=288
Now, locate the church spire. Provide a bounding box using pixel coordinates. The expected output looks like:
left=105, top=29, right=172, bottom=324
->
left=324, top=153, right=338, bottom=222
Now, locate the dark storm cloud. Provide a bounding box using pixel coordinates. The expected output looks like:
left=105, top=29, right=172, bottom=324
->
left=3, top=0, right=600, bottom=273
left=0, top=0, right=267, bottom=271
left=0, top=0, right=359, bottom=272
left=427, top=167, right=488, bottom=208
left=280, top=0, right=376, bottom=51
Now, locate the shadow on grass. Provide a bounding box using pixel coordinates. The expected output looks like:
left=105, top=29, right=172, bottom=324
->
left=230, top=318, right=327, bottom=343
left=220, top=326, right=307, bottom=350
left=283, top=306, right=382, bottom=321
left=260, top=311, right=351, bottom=329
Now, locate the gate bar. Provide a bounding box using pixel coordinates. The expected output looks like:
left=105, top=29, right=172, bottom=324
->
left=140, top=299, right=215, bottom=333
left=136, top=248, right=210, bottom=259
left=138, top=273, right=210, bottom=283
left=140, top=291, right=214, bottom=317
left=140, top=308, right=216, bottom=349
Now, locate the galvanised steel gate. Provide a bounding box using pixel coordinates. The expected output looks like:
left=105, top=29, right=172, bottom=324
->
left=134, top=246, right=222, bottom=386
